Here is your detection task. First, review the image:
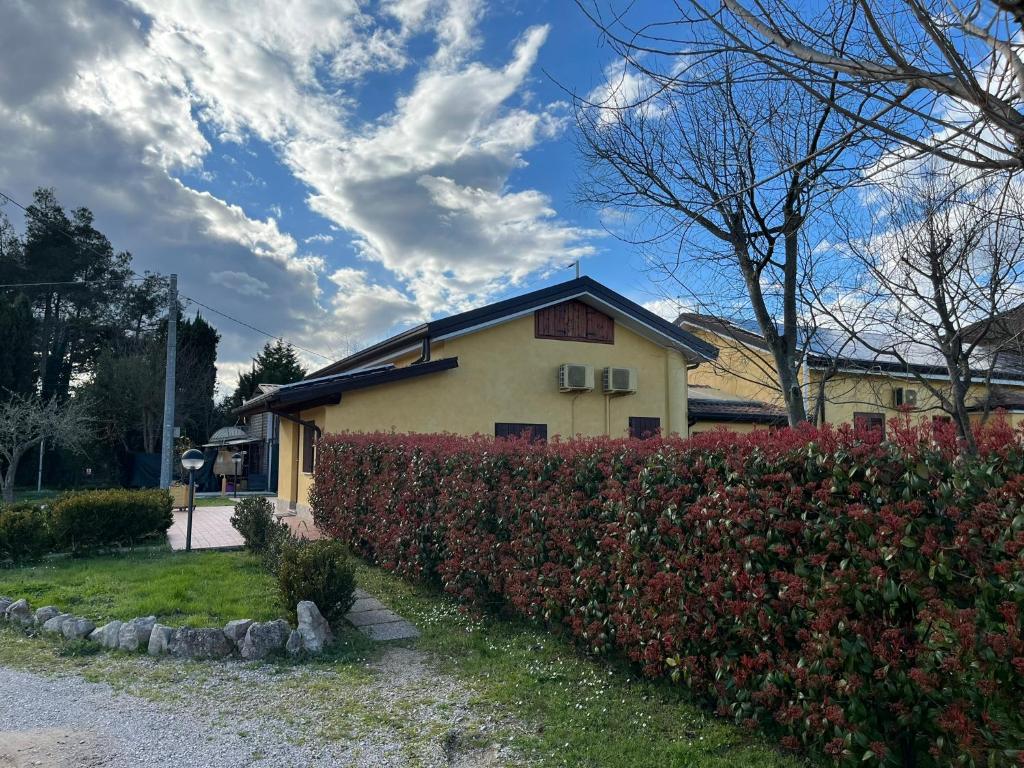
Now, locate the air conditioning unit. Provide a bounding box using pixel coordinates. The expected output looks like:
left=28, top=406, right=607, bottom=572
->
left=558, top=363, right=594, bottom=392
left=602, top=366, right=637, bottom=394
left=894, top=387, right=918, bottom=407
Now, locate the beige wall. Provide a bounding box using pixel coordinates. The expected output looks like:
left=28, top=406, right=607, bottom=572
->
left=277, top=314, right=693, bottom=509
left=689, top=420, right=768, bottom=435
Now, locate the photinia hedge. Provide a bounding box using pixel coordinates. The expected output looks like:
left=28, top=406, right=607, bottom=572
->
left=310, top=419, right=1024, bottom=767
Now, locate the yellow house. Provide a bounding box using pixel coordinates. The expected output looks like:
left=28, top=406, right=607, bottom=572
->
left=675, top=311, right=1024, bottom=433
left=238, top=277, right=721, bottom=517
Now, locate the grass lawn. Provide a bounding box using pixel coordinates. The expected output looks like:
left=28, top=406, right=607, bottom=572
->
left=192, top=495, right=237, bottom=507
left=0, top=549, right=280, bottom=626
left=353, top=562, right=808, bottom=768
left=0, top=547, right=809, bottom=767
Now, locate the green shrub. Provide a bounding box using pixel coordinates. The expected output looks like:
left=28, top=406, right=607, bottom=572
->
left=230, top=496, right=293, bottom=570
left=49, top=489, right=173, bottom=552
left=0, top=502, right=52, bottom=564
left=276, top=538, right=356, bottom=625
left=231, top=496, right=279, bottom=551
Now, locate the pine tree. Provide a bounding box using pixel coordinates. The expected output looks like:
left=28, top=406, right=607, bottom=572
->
left=227, top=340, right=307, bottom=409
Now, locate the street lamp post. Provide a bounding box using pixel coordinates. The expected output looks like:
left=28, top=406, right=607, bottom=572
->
left=231, top=451, right=243, bottom=498
left=180, top=448, right=205, bottom=552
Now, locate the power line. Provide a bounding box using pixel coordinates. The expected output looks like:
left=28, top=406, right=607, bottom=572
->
left=0, top=188, right=335, bottom=362
left=180, top=295, right=332, bottom=361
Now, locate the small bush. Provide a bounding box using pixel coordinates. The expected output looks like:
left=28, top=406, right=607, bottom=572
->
left=0, top=502, right=52, bottom=564
left=276, top=538, right=356, bottom=625
left=49, top=489, right=172, bottom=552
left=230, top=496, right=293, bottom=570
left=260, top=520, right=295, bottom=574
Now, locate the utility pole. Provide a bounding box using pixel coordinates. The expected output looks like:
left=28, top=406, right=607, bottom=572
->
left=36, top=437, right=44, bottom=492
left=159, top=273, right=177, bottom=489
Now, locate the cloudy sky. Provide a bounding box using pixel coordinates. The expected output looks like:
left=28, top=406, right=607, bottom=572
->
left=0, top=0, right=675, bottom=394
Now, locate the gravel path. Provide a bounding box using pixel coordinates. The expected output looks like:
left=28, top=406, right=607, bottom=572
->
left=0, top=647, right=521, bottom=768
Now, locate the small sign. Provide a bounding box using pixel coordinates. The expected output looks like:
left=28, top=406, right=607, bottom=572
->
left=84, top=468, right=93, bottom=477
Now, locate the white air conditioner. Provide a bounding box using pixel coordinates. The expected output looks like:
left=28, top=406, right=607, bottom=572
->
left=602, top=366, right=637, bottom=394
left=558, top=363, right=594, bottom=392
left=894, top=387, right=918, bottom=407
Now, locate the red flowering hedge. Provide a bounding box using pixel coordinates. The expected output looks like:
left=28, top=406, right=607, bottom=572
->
left=311, top=420, right=1024, bottom=766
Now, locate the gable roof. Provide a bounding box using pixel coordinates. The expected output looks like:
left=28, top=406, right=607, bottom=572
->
left=309, top=276, right=718, bottom=378
left=675, top=311, right=1024, bottom=383
left=675, top=311, right=771, bottom=352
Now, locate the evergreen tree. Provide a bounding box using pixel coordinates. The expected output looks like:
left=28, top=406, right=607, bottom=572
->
left=176, top=313, right=220, bottom=444
left=227, top=340, right=307, bottom=409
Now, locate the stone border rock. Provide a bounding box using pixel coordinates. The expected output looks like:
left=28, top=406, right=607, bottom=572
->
left=1, top=596, right=333, bottom=661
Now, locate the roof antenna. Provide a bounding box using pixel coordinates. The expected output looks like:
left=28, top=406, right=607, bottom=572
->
left=569, top=260, right=580, bottom=279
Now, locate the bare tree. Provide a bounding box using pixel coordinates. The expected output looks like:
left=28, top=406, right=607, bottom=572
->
left=578, top=0, right=1024, bottom=173
left=575, top=44, right=858, bottom=425
left=811, top=168, right=1024, bottom=453
left=0, top=394, right=91, bottom=503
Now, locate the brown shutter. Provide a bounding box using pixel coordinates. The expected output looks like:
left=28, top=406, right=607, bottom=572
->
left=535, top=300, right=613, bottom=344
left=495, top=423, right=548, bottom=442
left=302, top=424, right=315, bottom=473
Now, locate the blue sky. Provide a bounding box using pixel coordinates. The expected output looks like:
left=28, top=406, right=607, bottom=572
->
left=0, top=0, right=678, bottom=393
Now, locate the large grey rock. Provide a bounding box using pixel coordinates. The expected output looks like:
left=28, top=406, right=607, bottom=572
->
left=286, top=629, right=303, bottom=657
left=168, top=627, right=233, bottom=659
left=61, top=617, right=96, bottom=640
left=239, top=619, right=291, bottom=660
left=117, top=616, right=157, bottom=652
left=223, top=619, right=254, bottom=646
left=0, top=597, right=12, bottom=616
left=89, top=620, right=123, bottom=649
left=5, top=598, right=32, bottom=625
left=296, top=601, right=333, bottom=654
left=34, top=606, right=61, bottom=626
left=147, top=624, right=174, bottom=656
left=41, top=613, right=73, bottom=635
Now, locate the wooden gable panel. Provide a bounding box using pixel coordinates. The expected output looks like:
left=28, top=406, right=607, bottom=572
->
left=534, top=300, right=614, bottom=344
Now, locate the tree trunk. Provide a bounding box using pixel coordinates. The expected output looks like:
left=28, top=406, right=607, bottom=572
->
left=2, top=448, right=24, bottom=504
left=948, top=373, right=978, bottom=456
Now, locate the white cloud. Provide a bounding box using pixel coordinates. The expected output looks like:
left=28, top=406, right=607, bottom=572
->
left=643, top=297, right=691, bottom=321
left=211, top=270, right=272, bottom=298
left=0, top=0, right=596, bottom=394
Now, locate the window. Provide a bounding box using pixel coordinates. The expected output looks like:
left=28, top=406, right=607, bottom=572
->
left=629, top=416, right=661, bottom=439
left=301, top=423, right=316, bottom=473
left=853, top=412, right=885, bottom=440
left=494, top=423, right=548, bottom=442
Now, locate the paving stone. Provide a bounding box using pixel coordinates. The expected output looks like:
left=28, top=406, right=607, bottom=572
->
left=360, top=621, right=420, bottom=641
left=353, top=588, right=370, bottom=599
left=346, top=609, right=399, bottom=627
left=347, top=598, right=385, bottom=614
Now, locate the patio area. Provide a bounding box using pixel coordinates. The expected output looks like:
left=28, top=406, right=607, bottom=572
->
left=167, top=502, right=322, bottom=551
left=167, top=506, right=243, bottom=551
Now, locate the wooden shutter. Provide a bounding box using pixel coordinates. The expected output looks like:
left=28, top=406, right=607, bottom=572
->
left=301, top=424, right=315, bottom=473
left=494, top=423, right=548, bottom=442
left=628, top=416, right=661, bottom=439
left=535, top=300, right=614, bottom=344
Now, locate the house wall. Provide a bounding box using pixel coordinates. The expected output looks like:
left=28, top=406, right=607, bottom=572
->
left=689, top=420, right=768, bottom=435
left=277, top=314, right=691, bottom=513
left=681, top=326, right=1024, bottom=431
left=685, top=329, right=784, bottom=406
left=813, top=371, right=1024, bottom=428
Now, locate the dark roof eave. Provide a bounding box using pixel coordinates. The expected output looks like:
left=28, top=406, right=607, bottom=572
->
left=688, top=409, right=788, bottom=425
left=234, top=357, right=459, bottom=417
left=806, top=354, right=1024, bottom=382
